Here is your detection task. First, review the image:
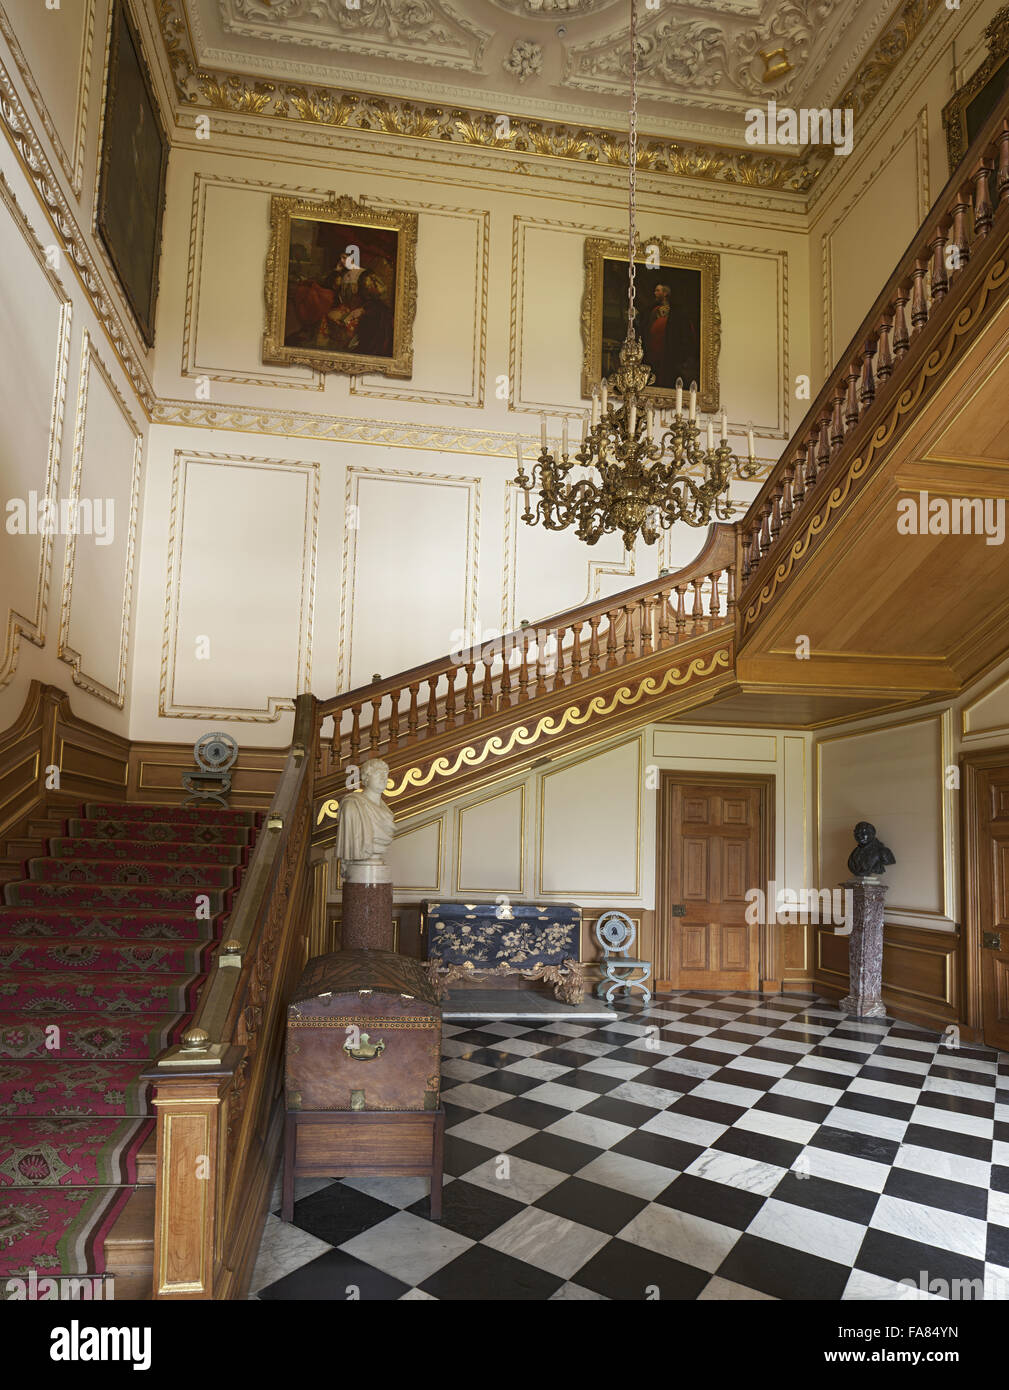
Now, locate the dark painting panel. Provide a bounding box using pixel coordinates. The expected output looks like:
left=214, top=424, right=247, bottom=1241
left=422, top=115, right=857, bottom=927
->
left=283, top=219, right=398, bottom=360
left=600, top=259, right=702, bottom=390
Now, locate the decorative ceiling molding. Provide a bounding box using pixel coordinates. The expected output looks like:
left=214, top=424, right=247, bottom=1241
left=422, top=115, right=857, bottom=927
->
left=157, top=0, right=822, bottom=193
left=214, top=0, right=492, bottom=73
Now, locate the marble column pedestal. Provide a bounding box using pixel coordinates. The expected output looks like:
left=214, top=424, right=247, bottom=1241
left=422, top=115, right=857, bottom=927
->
left=340, top=862, right=394, bottom=952
left=840, top=877, right=888, bottom=1019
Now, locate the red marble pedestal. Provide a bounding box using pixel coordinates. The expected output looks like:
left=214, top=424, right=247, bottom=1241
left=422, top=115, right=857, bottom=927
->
left=341, top=879, right=394, bottom=951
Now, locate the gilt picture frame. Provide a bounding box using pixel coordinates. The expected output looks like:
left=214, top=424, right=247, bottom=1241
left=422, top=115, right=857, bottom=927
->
left=581, top=237, right=721, bottom=413
left=263, top=195, right=419, bottom=379
left=95, top=0, right=169, bottom=349
left=942, top=7, right=1009, bottom=174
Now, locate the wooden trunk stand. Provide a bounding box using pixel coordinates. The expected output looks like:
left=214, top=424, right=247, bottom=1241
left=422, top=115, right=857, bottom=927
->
left=282, top=1108, right=445, bottom=1222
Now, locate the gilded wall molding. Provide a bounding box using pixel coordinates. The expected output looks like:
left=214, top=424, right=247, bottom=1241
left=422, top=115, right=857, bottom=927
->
left=455, top=782, right=526, bottom=896
left=182, top=171, right=324, bottom=391
left=58, top=330, right=143, bottom=708
left=349, top=200, right=490, bottom=410
left=0, top=170, right=72, bottom=692
left=0, top=51, right=155, bottom=415
left=160, top=449, right=319, bottom=720
left=337, top=463, right=481, bottom=692
left=537, top=733, right=642, bottom=897
left=0, top=0, right=96, bottom=198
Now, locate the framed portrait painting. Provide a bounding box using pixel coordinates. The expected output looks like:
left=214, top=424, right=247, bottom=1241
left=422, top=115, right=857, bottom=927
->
left=581, top=237, right=720, bottom=413
left=96, top=0, right=169, bottom=349
left=263, top=195, right=418, bottom=378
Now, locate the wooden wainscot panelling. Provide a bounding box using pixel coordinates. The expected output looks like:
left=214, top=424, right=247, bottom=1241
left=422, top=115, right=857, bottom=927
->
left=0, top=680, right=49, bottom=840
left=128, top=741, right=287, bottom=808
left=51, top=687, right=129, bottom=803
left=813, top=921, right=960, bottom=1033
left=781, top=915, right=815, bottom=993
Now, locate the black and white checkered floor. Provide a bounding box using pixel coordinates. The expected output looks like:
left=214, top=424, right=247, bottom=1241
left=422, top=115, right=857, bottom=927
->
left=253, top=992, right=1009, bottom=1300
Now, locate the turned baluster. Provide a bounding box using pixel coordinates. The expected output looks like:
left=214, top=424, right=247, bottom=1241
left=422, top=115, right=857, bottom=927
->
left=691, top=578, right=704, bottom=631
left=805, top=431, right=820, bottom=489
left=876, top=310, right=894, bottom=384
left=741, top=529, right=752, bottom=581
left=621, top=605, right=635, bottom=663
left=892, top=283, right=911, bottom=360
left=973, top=156, right=994, bottom=239
left=587, top=615, right=601, bottom=675
left=349, top=704, right=362, bottom=763
left=570, top=622, right=583, bottom=679
left=463, top=661, right=477, bottom=720
left=844, top=359, right=860, bottom=429
left=744, top=529, right=759, bottom=578
left=425, top=677, right=439, bottom=732
left=369, top=698, right=382, bottom=754
left=997, top=120, right=1009, bottom=207
left=518, top=640, right=531, bottom=701
left=759, top=501, right=773, bottom=555
left=551, top=627, right=567, bottom=691
left=674, top=585, right=687, bottom=638
left=859, top=333, right=877, bottom=412
left=481, top=659, right=494, bottom=713
left=657, top=589, right=671, bottom=647
left=909, top=257, right=929, bottom=334
left=387, top=697, right=400, bottom=753
left=708, top=571, right=722, bottom=620
left=639, top=598, right=654, bottom=657
left=950, top=186, right=972, bottom=270
left=781, top=471, right=794, bottom=525
left=500, top=651, right=513, bottom=706
left=725, top=565, right=736, bottom=620
left=792, top=453, right=806, bottom=509
left=769, top=484, right=784, bottom=542
left=407, top=683, right=419, bottom=739
left=443, top=667, right=457, bottom=728
left=929, top=218, right=951, bottom=303
left=816, top=411, right=831, bottom=474
left=605, top=611, right=619, bottom=669
left=830, top=382, right=845, bottom=455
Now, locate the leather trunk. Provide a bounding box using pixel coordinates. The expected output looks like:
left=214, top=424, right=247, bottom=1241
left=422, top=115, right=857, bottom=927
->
left=285, top=948, right=441, bottom=1113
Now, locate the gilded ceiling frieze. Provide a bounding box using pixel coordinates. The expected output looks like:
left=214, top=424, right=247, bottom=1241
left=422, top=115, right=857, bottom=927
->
left=156, top=0, right=946, bottom=200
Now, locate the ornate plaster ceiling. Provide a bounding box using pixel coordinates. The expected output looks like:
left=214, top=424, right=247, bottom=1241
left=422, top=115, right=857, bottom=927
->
left=179, top=0, right=901, bottom=145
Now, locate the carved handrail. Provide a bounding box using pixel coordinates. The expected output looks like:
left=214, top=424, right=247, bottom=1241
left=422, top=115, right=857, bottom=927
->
left=144, top=693, right=316, bottom=1299
left=739, top=99, right=1009, bottom=602
left=315, top=524, right=736, bottom=775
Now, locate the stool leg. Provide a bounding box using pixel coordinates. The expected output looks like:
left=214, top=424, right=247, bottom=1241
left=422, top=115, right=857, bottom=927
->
left=429, top=1110, right=445, bottom=1221
left=281, top=1114, right=296, bottom=1223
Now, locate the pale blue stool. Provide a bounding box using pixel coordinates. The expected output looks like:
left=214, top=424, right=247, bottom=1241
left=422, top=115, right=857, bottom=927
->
left=594, top=910, right=652, bottom=1005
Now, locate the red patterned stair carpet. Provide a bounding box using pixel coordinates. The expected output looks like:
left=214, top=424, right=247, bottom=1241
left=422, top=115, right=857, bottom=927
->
left=0, top=802, right=260, bottom=1283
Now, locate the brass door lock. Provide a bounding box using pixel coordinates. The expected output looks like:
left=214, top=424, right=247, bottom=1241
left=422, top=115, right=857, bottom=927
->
left=983, top=931, right=1002, bottom=950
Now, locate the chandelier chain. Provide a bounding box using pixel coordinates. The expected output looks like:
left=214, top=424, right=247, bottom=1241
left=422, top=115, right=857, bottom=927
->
left=626, top=0, right=639, bottom=346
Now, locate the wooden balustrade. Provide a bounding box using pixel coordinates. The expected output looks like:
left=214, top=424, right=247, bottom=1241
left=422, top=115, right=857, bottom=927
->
left=314, top=526, right=736, bottom=777
left=739, top=106, right=1009, bottom=591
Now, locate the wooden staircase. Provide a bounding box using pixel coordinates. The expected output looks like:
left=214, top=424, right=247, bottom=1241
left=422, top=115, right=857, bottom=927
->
left=313, top=525, right=739, bottom=831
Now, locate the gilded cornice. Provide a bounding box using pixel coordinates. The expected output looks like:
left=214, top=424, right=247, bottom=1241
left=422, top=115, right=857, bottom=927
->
left=155, top=0, right=945, bottom=203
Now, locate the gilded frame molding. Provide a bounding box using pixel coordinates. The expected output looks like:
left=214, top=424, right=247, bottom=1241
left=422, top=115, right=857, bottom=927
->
left=580, top=236, right=721, bottom=412
left=58, top=330, right=143, bottom=709
left=262, top=193, right=418, bottom=379
left=942, top=5, right=1009, bottom=174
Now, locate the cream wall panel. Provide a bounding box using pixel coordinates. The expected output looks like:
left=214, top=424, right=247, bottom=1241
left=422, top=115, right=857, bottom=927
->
left=2, top=0, right=95, bottom=196
left=58, top=331, right=141, bottom=707
left=783, top=734, right=810, bottom=896
left=340, top=465, right=479, bottom=691
left=825, top=123, right=923, bottom=365
left=961, top=669, right=1009, bottom=742
left=161, top=452, right=317, bottom=719
left=457, top=784, right=525, bottom=895
left=652, top=730, right=777, bottom=762
left=718, top=251, right=785, bottom=435
left=0, top=172, right=72, bottom=692
left=185, top=179, right=319, bottom=390
left=817, top=715, right=952, bottom=928
left=512, top=219, right=587, bottom=415
left=352, top=204, right=487, bottom=407
left=539, top=737, right=641, bottom=897
left=388, top=817, right=443, bottom=893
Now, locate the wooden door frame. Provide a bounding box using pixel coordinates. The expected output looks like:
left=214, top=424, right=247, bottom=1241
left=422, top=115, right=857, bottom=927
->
left=655, top=770, right=777, bottom=993
left=959, top=746, right=1009, bottom=1041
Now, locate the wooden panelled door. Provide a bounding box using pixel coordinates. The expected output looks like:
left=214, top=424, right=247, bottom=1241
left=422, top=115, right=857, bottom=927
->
left=659, top=777, right=768, bottom=991
left=973, top=763, right=1009, bottom=1051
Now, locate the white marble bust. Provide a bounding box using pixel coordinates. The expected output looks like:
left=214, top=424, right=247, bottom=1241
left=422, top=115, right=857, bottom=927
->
left=335, top=759, right=395, bottom=870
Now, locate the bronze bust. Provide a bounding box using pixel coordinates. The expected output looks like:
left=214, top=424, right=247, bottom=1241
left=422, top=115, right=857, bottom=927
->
left=847, top=821, right=896, bottom=877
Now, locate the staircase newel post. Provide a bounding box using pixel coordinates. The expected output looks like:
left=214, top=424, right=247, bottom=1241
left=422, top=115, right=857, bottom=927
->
left=143, top=1045, right=245, bottom=1300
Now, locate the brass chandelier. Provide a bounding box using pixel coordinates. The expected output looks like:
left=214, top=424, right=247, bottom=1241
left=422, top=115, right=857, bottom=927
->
left=513, top=0, right=761, bottom=551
